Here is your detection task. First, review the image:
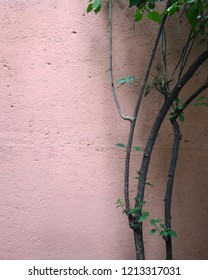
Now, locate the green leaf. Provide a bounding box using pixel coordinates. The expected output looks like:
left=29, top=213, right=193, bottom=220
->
left=129, top=0, right=140, bottom=7
left=134, top=146, right=141, bottom=152
left=160, top=230, right=168, bottom=237
left=117, top=75, right=136, bottom=85
left=130, top=0, right=146, bottom=9
left=168, top=230, right=177, bottom=238
left=87, top=3, right=93, bottom=13
left=116, top=143, right=126, bottom=148
left=175, top=97, right=180, bottom=105
left=146, top=11, right=162, bottom=23
left=169, top=111, right=178, bottom=120
left=148, top=0, right=156, bottom=9
left=139, top=211, right=149, bottom=222
left=150, top=228, right=157, bottom=235
left=150, top=218, right=162, bottom=226
left=128, top=207, right=139, bottom=215
left=93, top=0, right=101, bottom=14
left=177, top=104, right=183, bottom=110
left=138, top=201, right=146, bottom=208
left=167, top=3, right=180, bottom=17
left=93, top=0, right=101, bottom=9
left=194, top=96, right=207, bottom=106
left=134, top=10, right=143, bottom=22
left=179, top=113, right=185, bottom=122
left=115, top=198, right=125, bottom=208
left=160, top=224, right=168, bottom=230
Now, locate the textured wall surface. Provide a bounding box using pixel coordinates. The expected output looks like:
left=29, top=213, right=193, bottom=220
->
left=0, top=0, right=208, bottom=259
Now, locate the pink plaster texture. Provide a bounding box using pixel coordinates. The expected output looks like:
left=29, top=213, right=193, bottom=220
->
left=0, top=0, right=208, bottom=260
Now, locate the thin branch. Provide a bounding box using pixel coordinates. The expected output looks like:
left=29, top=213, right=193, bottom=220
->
left=178, top=34, right=196, bottom=81
left=108, top=0, right=135, bottom=122
left=161, top=29, right=169, bottom=91
left=164, top=119, right=181, bottom=260
left=170, top=30, right=195, bottom=81
left=172, top=82, right=208, bottom=120
left=161, top=28, right=170, bottom=98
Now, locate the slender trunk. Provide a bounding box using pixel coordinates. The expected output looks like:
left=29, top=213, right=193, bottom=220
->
left=164, top=120, right=181, bottom=260
left=134, top=227, right=145, bottom=260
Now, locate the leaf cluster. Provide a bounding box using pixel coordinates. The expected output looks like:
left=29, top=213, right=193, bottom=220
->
left=87, top=0, right=101, bottom=14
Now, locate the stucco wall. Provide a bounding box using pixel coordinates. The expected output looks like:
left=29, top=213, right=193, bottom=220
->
left=0, top=0, right=207, bottom=259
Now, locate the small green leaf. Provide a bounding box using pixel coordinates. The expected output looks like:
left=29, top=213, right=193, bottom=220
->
left=169, top=111, right=178, bottom=120
left=116, top=143, right=126, bottom=148
left=177, top=104, right=183, bottom=110
left=168, top=230, right=177, bottom=238
left=93, top=0, right=101, bottom=9
left=150, top=219, right=156, bottom=226
left=148, top=0, right=156, bottom=9
left=139, top=211, right=149, bottom=222
left=179, top=113, right=185, bottom=122
left=134, top=10, right=143, bottom=22
left=150, top=228, right=157, bottom=235
left=128, top=207, right=139, bottom=215
left=134, top=146, right=141, bottom=152
left=150, top=218, right=162, bottom=226
left=87, top=3, right=93, bottom=13
left=144, top=85, right=151, bottom=96
left=146, top=11, right=162, bottom=23
left=117, top=75, right=137, bottom=85
left=194, top=96, right=206, bottom=106
left=160, top=224, right=168, bottom=230
left=138, top=201, right=146, bottom=208
left=160, top=230, right=168, bottom=236
left=175, top=97, right=180, bottom=105
left=167, top=3, right=180, bottom=17
left=93, top=0, right=101, bottom=14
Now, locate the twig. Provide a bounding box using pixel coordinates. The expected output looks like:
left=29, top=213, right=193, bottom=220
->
left=171, top=82, right=208, bottom=120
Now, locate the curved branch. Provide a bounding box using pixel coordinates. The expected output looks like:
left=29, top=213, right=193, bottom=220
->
left=172, top=82, right=208, bottom=120
left=164, top=119, right=181, bottom=260
left=108, top=0, right=134, bottom=122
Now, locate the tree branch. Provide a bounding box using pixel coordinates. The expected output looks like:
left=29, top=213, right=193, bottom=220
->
left=108, top=0, right=135, bottom=122
left=172, top=82, right=208, bottom=120
left=164, top=119, right=181, bottom=260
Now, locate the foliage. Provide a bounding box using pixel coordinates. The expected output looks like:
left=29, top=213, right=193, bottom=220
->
left=87, top=0, right=101, bottom=14
left=88, top=0, right=208, bottom=40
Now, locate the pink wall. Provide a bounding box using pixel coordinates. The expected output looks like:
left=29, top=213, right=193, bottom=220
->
left=0, top=0, right=208, bottom=259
